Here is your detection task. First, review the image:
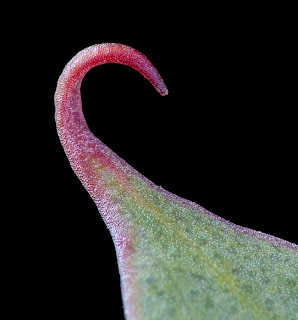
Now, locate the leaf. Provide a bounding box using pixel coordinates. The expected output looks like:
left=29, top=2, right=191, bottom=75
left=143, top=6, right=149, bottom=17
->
left=55, top=43, right=298, bottom=320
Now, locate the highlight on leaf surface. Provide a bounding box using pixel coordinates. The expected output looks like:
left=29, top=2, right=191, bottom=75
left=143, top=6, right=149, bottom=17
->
left=55, top=43, right=298, bottom=320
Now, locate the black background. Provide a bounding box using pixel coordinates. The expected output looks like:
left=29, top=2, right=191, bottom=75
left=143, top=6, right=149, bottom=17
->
left=12, top=5, right=296, bottom=319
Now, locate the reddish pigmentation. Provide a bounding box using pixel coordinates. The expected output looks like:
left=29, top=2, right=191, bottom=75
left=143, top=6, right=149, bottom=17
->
left=55, top=43, right=168, bottom=202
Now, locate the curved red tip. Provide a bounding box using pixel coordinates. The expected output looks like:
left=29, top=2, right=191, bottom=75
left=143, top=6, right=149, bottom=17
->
left=55, top=43, right=168, bottom=127
left=54, top=43, right=168, bottom=200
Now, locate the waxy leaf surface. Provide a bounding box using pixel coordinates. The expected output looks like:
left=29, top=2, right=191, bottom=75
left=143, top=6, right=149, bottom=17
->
left=55, top=43, right=298, bottom=320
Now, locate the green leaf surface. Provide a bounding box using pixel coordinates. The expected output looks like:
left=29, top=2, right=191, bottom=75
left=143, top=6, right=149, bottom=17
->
left=108, top=172, right=298, bottom=320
